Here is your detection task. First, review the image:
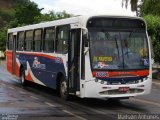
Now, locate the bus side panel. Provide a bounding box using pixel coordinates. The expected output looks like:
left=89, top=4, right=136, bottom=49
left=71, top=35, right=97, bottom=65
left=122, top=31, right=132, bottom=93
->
left=17, top=53, right=34, bottom=82
left=15, top=58, right=20, bottom=77
left=6, top=51, right=23, bottom=77
left=6, top=50, right=13, bottom=74
left=17, top=52, right=66, bottom=89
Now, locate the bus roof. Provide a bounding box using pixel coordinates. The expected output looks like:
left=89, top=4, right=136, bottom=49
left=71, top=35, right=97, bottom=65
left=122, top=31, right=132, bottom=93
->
left=8, top=15, right=144, bottom=33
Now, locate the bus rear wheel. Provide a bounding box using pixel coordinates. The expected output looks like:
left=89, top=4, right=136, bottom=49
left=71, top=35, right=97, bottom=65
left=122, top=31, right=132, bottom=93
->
left=59, top=77, right=68, bottom=100
left=20, top=69, right=26, bottom=86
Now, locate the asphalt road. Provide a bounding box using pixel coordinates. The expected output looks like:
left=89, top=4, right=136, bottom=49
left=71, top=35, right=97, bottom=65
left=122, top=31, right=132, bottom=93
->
left=0, top=60, right=160, bottom=120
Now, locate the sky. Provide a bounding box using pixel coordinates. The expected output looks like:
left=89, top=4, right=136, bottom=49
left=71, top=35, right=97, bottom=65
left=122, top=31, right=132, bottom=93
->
left=30, top=0, right=136, bottom=16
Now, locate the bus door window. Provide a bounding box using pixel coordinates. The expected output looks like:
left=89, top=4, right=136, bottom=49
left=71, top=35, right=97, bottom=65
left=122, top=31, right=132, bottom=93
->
left=56, top=25, right=69, bottom=54
left=8, top=33, right=13, bottom=50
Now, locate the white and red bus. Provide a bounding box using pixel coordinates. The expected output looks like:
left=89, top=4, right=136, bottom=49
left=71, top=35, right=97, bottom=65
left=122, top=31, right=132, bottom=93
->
left=6, top=15, right=152, bottom=99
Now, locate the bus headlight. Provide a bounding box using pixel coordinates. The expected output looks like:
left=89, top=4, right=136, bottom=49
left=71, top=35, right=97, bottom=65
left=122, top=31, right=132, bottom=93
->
left=101, top=80, right=104, bottom=84
left=104, top=81, right=108, bottom=85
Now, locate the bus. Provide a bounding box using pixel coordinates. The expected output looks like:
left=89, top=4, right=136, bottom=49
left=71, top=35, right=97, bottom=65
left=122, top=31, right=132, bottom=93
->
left=6, top=15, right=152, bottom=99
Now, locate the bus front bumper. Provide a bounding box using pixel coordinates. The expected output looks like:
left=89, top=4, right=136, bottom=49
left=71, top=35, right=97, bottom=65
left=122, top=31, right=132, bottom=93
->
left=80, top=78, right=152, bottom=98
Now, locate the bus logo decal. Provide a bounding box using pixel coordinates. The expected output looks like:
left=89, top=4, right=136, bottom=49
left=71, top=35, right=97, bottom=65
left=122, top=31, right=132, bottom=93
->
left=55, top=57, right=63, bottom=63
left=32, top=57, right=46, bottom=69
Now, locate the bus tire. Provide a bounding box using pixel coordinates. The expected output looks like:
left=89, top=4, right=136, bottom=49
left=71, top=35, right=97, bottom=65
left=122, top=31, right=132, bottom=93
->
left=59, top=77, right=68, bottom=100
left=20, top=68, right=26, bottom=86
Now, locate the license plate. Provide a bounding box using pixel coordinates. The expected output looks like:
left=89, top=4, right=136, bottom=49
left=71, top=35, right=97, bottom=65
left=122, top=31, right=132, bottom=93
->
left=118, top=87, right=130, bottom=92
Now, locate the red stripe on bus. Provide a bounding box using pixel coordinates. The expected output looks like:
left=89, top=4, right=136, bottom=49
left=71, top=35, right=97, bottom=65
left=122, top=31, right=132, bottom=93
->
left=92, top=70, right=149, bottom=78
left=108, top=70, right=149, bottom=77
left=16, top=51, right=57, bottom=60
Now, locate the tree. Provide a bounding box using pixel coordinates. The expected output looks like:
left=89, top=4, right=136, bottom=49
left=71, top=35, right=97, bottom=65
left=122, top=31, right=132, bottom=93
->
left=10, top=2, right=73, bottom=27
left=143, top=15, right=160, bottom=62
left=0, top=0, right=73, bottom=52
left=123, top=0, right=160, bottom=16
left=122, top=0, right=143, bottom=16
left=12, top=1, right=43, bottom=27
left=140, top=0, right=160, bottom=16
left=122, top=0, right=138, bottom=11
left=35, top=10, right=73, bottom=23
left=0, top=29, right=7, bottom=52
left=140, top=1, right=160, bottom=62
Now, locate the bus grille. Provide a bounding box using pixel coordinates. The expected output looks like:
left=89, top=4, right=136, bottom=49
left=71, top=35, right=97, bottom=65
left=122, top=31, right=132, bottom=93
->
left=99, top=89, right=144, bottom=95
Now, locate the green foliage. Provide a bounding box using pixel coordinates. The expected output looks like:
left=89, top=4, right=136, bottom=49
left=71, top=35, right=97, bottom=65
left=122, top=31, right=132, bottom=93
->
left=144, top=15, right=160, bottom=35
left=0, top=29, right=7, bottom=51
left=0, top=0, right=73, bottom=51
left=140, top=0, right=160, bottom=16
left=14, top=0, right=30, bottom=4
left=35, top=10, right=73, bottom=23
left=0, top=10, right=13, bottom=20
left=0, top=9, right=14, bottom=29
left=0, top=0, right=28, bottom=29
left=144, top=15, right=160, bottom=62
left=10, top=2, right=73, bottom=27
left=0, top=11, right=13, bottom=29
left=13, top=1, right=42, bottom=26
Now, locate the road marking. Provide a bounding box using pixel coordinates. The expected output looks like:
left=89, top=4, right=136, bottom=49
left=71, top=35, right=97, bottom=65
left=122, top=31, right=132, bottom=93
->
left=1, top=83, right=5, bottom=86
left=8, top=86, right=15, bottom=90
left=30, top=95, right=39, bottom=100
left=63, top=110, right=87, bottom=120
left=152, top=82, right=160, bottom=85
left=19, top=91, right=26, bottom=94
left=44, top=102, right=55, bottom=107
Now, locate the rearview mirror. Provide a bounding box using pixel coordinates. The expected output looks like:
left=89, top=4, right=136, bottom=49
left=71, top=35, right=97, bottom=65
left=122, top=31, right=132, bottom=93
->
left=82, top=29, right=89, bottom=47
left=148, top=36, right=154, bottom=59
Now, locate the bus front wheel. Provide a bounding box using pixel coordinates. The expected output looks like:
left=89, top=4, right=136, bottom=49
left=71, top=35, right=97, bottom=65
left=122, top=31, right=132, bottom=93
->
left=59, top=77, right=68, bottom=100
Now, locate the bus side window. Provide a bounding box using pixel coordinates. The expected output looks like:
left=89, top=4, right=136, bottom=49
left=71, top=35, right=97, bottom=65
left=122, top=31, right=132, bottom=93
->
left=56, top=25, right=69, bottom=54
left=43, top=28, right=55, bottom=52
left=34, top=29, right=42, bottom=52
left=17, top=31, right=24, bottom=51
left=8, top=33, right=13, bottom=50
left=25, top=30, right=33, bottom=51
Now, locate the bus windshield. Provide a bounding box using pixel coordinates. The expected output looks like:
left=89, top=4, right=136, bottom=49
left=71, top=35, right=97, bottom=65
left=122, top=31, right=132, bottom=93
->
left=89, top=30, right=149, bottom=70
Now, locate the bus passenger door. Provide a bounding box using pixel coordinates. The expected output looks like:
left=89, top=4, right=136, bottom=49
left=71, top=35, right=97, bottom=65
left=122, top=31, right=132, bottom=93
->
left=12, top=35, right=17, bottom=74
left=68, top=29, right=81, bottom=94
